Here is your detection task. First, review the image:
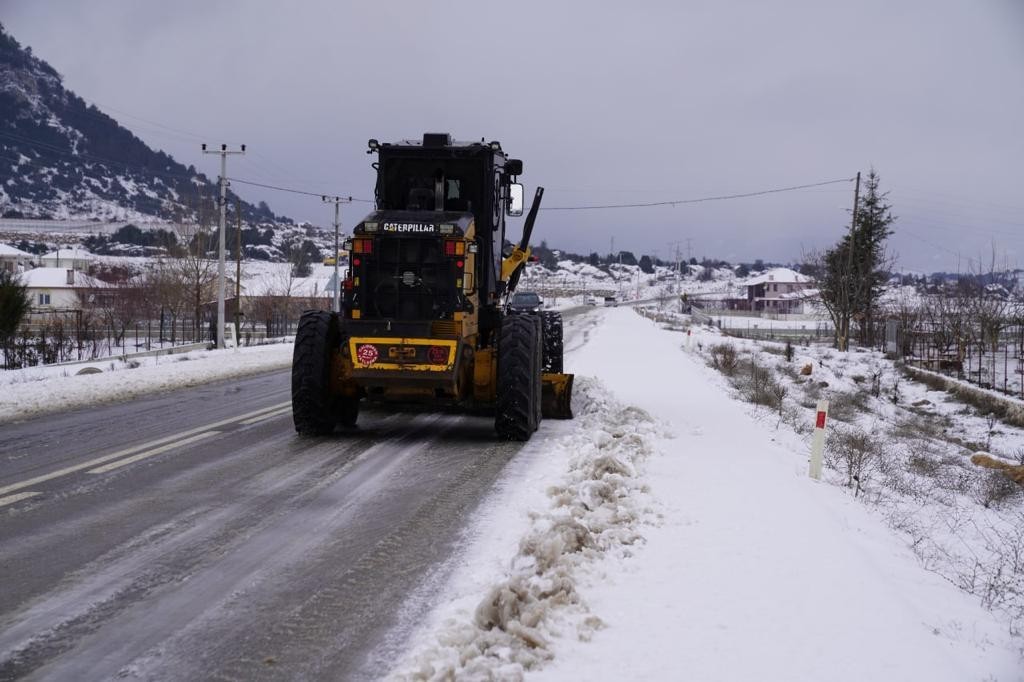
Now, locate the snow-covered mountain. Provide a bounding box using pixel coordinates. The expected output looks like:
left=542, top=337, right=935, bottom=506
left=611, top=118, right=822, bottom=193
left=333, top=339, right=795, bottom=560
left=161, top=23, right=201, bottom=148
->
left=0, top=23, right=284, bottom=226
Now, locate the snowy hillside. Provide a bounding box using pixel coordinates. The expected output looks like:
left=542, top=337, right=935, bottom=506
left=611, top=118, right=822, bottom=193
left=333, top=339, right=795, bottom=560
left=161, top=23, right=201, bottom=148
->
left=0, top=24, right=285, bottom=226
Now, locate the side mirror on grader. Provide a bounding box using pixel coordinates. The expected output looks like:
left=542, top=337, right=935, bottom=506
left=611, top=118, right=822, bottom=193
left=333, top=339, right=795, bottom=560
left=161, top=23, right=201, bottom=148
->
left=507, top=183, right=524, bottom=217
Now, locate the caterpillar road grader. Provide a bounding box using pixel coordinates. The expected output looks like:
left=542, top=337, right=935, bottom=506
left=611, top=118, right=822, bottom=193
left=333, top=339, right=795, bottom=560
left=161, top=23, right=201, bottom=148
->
left=291, top=133, right=574, bottom=440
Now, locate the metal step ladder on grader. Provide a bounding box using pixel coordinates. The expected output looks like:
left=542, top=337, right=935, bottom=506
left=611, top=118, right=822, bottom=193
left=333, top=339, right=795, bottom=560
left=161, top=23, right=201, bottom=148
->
left=291, top=133, right=574, bottom=440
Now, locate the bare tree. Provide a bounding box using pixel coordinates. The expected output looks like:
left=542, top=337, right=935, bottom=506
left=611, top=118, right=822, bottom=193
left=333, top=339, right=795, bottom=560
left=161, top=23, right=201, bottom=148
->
left=173, top=196, right=218, bottom=341
left=148, top=258, right=188, bottom=343
left=970, top=248, right=1011, bottom=387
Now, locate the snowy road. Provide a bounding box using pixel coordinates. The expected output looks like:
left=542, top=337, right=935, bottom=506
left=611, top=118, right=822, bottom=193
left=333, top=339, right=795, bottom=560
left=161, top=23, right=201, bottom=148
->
left=0, top=310, right=597, bottom=680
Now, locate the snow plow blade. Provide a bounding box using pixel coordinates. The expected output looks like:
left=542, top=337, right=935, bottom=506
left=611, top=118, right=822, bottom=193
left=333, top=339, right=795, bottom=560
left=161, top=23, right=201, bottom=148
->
left=541, top=373, right=574, bottom=419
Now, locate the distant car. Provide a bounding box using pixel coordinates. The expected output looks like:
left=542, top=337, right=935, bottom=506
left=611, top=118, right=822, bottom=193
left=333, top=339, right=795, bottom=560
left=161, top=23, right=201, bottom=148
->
left=584, top=295, right=599, bottom=306
left=509, top=291, right=544, bottom=313
left=603, top=296, right=617, bottom=306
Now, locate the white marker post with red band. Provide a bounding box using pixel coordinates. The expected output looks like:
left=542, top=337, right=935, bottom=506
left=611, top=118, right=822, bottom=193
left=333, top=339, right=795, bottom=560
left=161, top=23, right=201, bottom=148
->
left=809, top=399, right=829, bottom=480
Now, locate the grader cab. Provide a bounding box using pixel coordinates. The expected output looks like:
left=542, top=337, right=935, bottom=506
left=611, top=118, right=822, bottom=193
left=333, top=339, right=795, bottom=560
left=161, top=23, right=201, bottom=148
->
left=291, top=133, right=573, bottom=440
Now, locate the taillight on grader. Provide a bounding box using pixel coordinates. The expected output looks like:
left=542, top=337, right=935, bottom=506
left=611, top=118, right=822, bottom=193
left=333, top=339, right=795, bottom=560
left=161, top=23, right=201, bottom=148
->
left=443, top=240, right=465, bottom=257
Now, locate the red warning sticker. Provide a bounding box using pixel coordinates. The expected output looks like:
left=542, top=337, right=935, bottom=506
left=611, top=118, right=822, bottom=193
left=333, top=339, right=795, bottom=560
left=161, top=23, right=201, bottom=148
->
left=815, top=411, right=827, bottom=429
left=356, top=344, right=379, bottom=366
left=427, top=345, right=448, bottom=364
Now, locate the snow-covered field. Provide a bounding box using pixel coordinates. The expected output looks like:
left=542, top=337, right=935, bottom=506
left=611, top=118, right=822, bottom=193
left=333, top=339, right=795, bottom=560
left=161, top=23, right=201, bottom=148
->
left=0, top=341, right=293, bottom=423
left=393, top=308, right=1022, bottom=681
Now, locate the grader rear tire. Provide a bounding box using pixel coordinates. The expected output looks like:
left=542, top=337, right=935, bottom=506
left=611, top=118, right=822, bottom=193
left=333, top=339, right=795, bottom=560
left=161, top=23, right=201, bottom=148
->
left=495, top=314, right=541, bottom=441
left=337, top=396, right=360, bottom=428
left=292, top=310, right=340, bottom=435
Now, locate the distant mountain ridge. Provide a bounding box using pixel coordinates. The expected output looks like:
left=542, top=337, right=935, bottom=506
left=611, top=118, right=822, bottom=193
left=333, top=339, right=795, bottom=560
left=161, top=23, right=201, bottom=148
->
left=0, top=23, right=287, bottom=226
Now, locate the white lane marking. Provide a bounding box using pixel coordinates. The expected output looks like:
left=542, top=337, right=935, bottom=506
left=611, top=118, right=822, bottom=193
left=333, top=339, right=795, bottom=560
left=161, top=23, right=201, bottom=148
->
left=0, top=400, right=291, bottom=497
left=87, top=431, right=220, bottom=474
left=0, top=491, right=41, bottom=508
left=239, top=406, right=292, bottom=425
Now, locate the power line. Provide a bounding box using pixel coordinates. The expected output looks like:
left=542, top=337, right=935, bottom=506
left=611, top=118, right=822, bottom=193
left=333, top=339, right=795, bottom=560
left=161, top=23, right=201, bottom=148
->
left=540, top=178, right=855, bottom=210
left=0, top=131, right=208, bottom=184
left=900, top=228, right=982, bottom=270
left=227, top=177, right=373, bottom=202
left=898, top=213, right=1024, bottom=240
left=0, top=131, right=370, bottom=212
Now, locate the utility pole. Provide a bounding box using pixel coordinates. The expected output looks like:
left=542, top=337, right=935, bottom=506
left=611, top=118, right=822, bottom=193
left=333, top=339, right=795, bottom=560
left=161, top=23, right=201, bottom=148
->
left=322, top=195, right=352, bottom=313
left=668, top=240, right=685, bottom=288
left=235, top=198, right=243, bottom=346
left=840, top=171, right=861, bottom=352
left=202, top=143, right=245, bottom=349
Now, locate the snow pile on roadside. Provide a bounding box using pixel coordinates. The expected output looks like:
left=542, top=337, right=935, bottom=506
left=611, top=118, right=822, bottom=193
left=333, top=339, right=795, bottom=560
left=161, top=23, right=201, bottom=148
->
left=0, top=342, right=294, bottom=423
left=396, top=378, right=667, bottom=681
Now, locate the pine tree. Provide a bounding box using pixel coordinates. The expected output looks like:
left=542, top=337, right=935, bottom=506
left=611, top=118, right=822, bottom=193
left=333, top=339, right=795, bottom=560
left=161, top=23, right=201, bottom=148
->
left=844, top=169, right=895, bottom=345
left=818, top=169, right=895, bottom=349
left=0, top=270, right=31, bottom=369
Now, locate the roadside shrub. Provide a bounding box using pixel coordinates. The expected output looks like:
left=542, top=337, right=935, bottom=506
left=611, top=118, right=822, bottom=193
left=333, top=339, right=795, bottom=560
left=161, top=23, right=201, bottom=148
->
left=777, top=362, right=800, bottom=382
left=709, top=343, right=738, bottom=375
left=826, top=388, right=871, bottom=423
left=973, top=470, right=1023, bottom=509
left=908, top=451, right=941, bottom=477
left=826, top=423, right=883, bottom=497
left=889, top=413, right=942, bottom=441
left=730, top=357, right=785, bottom=412
left=799, top=380, right=823, bottom=409
left=746, top=363, right=775, bottom=407
left=870, top=367, right=884, bottom=398
left=781, top=405, right=812, bottom=436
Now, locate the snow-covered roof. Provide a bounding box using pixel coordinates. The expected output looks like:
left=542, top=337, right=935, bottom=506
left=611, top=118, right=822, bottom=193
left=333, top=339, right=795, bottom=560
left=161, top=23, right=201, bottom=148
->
left=40, top=248, right=94, bottom=260
left=743, top=267, right=810, bottom=286
left=0, top=244, right=33, bottom=257
left=778, top=287, right=819, bottom=300
left=20, top=267, right=107, bottom=288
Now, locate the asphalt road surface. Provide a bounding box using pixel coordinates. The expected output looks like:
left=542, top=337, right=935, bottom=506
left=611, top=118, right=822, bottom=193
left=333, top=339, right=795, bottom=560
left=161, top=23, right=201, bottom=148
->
left=0, top=307, right=597, bottom=681
left=0, top=373, right=525, bottom=680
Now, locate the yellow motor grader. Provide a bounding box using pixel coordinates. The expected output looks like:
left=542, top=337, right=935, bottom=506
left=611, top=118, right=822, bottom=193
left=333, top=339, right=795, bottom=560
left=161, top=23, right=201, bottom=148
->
left=291, top=133, right=573, bottom=440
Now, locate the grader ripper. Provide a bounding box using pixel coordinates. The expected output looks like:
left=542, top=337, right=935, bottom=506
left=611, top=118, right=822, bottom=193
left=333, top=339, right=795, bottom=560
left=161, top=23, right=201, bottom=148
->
left=291, top=133, right=573, bottom=440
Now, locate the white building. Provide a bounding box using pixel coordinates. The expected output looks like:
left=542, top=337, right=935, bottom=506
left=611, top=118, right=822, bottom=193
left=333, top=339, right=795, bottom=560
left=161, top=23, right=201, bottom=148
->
left=39, top=248, right=94, bottom=270
left=0, top=244, right=34, bottom=274
left=21, top=267, right=107, bottom=310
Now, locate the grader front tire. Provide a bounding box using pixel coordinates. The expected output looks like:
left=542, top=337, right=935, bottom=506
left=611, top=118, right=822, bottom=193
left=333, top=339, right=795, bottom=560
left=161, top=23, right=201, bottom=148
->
left=540, top=311, right=564, bottom=373
left=495, top=315, right=541, bottom=441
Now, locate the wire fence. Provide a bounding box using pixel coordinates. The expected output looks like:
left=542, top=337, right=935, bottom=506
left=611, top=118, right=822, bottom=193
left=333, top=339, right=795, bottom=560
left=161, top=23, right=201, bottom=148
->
left=894, top=322, right=1024, bottom=400
left=2, top=309, right=301, bottom=370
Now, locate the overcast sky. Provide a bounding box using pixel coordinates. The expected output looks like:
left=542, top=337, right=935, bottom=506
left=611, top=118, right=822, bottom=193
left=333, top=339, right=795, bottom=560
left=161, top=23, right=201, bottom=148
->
left=3, top=0, right=1023, bottom=271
